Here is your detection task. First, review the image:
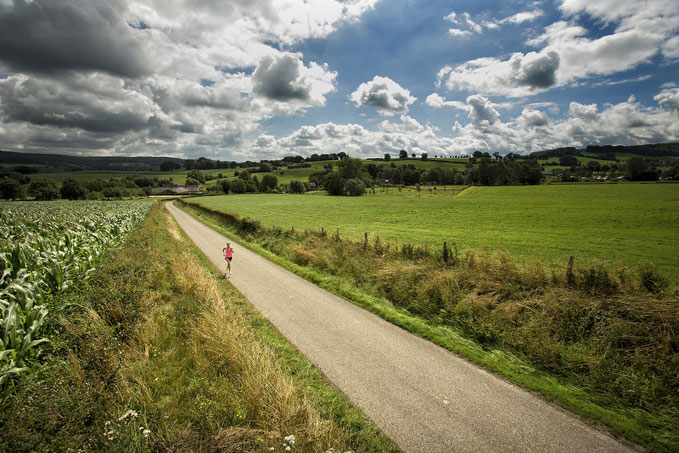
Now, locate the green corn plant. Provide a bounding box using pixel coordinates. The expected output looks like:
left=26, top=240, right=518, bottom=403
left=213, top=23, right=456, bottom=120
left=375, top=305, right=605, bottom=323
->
left=0, top=200, right=152, bottom=396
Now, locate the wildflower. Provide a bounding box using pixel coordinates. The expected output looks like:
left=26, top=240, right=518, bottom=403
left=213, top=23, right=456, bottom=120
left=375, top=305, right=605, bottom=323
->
left=284, top=435, right=296, bottom=445
left=285, top=447, right=291, bottom=452
left=143, top=429, right=151, bottom=438
left=118, top=409, right=138, bottom=421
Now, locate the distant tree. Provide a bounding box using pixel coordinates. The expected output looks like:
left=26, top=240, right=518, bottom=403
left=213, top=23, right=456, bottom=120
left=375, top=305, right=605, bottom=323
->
left=260, top=174, right=278, bottom=192
left=587, top=160, right=601, bottom=172
left=28, top=179, right=59, bottom=200
left=411, top=153, right=416, bottom=159
left=663, top=162, right=679, bottom=180
left=230, top=179, right=247, bottom=194
left=101, top=186, right=123, bottom=199
left=0, top=178, right=21, bottom=200
left=337, top=152, right=347, bottom=160
left=220, top=179, right=231, bottom=194
left=472, top=151, right=484, bottom=159
left=13, top=165, right=38, bottom=174
left=160, top=160, right=181, bottom=171
left=345, top=178, right=366, bottom=196
left=289, top=180, right=306, bottom=194
left=258, top=163, right=273, bottom=173
left=325, top=171, right=345, bottom=196
left=185, top=177, right=200, bottom=186
left=493, top=152, right=501, bottom=160
left=187, top=169, right=206, bottom=184
left=365, top=163, right=379, bottom=179
left=399, top=150, right=408, bottom=159
left=384, top=153, right=391, bottom=161
left=625, top=157, right=658, bottom=181
left=338, top=157, right=363, bottom=180
left=421, top=153, right=428, bottom=161
left=559, top=155, right=579, bottom=167
left=183, top=159, right=196, bottom=170
left=479, top=158, right=492, bottom=185
left=60, top=178, right=87, bottom=200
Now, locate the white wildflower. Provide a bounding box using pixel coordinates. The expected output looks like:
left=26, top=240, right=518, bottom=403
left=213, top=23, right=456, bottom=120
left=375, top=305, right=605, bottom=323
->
left=284, top=434, right=296, bottom=445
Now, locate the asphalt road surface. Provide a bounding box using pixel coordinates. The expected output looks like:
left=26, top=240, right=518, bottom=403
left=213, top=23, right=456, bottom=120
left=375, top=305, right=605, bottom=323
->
left=166, top=202, right=636, bottom=453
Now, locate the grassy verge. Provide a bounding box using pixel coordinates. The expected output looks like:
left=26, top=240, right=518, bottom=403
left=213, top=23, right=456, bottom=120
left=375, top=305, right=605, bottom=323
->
left=176, top=198, right=679, bottom=452
left=0, top=202, right=395, bottom=452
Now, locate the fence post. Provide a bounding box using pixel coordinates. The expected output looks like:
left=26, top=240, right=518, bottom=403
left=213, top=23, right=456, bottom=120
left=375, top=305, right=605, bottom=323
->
left=291, top=226, right=294, bottom=234
left=566, top=255, right=575, bottom=285
left=364, top=232, right=368, bottom=250
left=443, top=241, right=449, bottom=263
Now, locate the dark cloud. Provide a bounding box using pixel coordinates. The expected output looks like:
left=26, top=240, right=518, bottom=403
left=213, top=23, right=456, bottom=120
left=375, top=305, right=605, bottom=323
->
left=514, top=51, right=560, bottom=89
left=0, top=0, right=150, bottom=78
left=252, top=54, right=310, bottom=101
left=0, top=75, right=154, bottom=133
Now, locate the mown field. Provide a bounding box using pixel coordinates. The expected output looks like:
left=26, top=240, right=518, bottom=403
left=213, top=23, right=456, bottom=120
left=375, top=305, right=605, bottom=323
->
left=192, top=183, right=679, bottom=281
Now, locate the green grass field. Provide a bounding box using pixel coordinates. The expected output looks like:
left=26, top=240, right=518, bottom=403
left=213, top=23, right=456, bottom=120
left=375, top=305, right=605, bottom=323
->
left=192, top=183, right=679, bottom=280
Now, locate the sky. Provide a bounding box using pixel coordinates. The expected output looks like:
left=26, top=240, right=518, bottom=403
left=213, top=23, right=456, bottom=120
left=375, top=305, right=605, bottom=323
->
left=0, top=0, right=678, bottom=160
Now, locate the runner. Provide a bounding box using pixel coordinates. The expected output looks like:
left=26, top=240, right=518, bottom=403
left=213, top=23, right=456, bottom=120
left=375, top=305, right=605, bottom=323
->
left=222, top=242, right=233, bottom=277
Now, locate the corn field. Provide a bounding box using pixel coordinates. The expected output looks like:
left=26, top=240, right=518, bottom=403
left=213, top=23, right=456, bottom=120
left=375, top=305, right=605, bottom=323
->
left=0, top=200, right=151, bottom=395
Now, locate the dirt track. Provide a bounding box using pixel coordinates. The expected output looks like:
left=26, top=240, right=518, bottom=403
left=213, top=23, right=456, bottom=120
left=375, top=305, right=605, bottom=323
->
left=166, top=201, right=635, bottom=453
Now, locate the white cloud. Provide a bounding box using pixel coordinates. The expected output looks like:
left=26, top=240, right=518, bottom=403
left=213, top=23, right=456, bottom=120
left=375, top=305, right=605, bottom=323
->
left=0, top=0, right=375, bottom=158
left=350, top=76, right=417, bottom=116
left=438, top=0, right=679, bottom=97
left=519, top=108, right=549, bottom=128
left=498, top=10, right=544, bottom=25
left=654, top=86, right=679, bottom=111
left=252, top=52, right=337, bottom=107
left=445, top=11, right=482, bottom=37
left=438, top=51, right=560, bottom=97
left=245, top=85, right=679, bottom=160
left=568, top=102, right=600, bottom=120
left=466, top=95, right=501, bottom=126
left=445, top=9, right=544, bottom=37
left=424, top=93, right=467, bottom=110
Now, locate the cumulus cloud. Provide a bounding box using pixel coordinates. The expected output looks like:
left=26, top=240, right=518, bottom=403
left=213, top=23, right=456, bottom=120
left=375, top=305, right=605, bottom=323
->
left=447, top=88, right=679, bottom=155
left=466, top=95, right=501, bottom=126
left=0, top=0, right=151, bottom=78
left=438, top=0, right=678, bottom=97
left=654, top=86, right=679, bottom=111
left=0, top=73, right=158, bottom=133
left=350, top=76, right=417, bottom=116
left=253, top=53, right=314, bottom=102
left=424, top=93, right=467, bottom=110
left=518, top=108, right=549, bottom=127
left=438, top=50, right=560, bottom=97
left=0, top=0, right=371, bottom=157
left=568, top=102, right=600, bottom=120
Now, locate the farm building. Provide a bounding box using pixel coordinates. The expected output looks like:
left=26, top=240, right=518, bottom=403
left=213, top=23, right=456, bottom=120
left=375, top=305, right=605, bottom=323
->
left=151, top=184, right=202, bottom=195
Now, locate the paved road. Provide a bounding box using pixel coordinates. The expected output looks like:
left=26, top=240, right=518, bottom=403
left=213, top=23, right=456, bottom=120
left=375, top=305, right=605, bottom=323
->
left=166, top=202, right=636, bottom=453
